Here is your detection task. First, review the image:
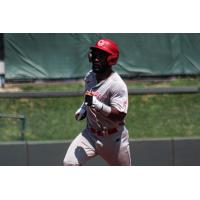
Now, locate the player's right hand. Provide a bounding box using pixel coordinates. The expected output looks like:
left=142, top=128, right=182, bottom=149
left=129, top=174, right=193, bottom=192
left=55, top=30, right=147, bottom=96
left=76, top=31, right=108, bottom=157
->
left=75, top=106, right=87, bottom=121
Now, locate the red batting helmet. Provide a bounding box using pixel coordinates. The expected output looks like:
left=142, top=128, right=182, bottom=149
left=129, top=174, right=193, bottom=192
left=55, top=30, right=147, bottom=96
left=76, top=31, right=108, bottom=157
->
left=90, top=38, right=119, bottom=66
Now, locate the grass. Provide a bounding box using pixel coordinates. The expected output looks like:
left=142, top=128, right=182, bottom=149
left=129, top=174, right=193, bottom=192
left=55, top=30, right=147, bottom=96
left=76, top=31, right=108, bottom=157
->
left=5, top=76, right=200, bottom=92
left=0, top=77, right=200, bottom=141
left=127, top=94, right=200, bottom=138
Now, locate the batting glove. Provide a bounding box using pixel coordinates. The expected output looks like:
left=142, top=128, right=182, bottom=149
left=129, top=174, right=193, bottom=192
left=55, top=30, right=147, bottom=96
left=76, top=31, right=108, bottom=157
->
left=85, top=92, right=102, bottom=111
left=75, top=104, right=87, bottom=121
left=85, top=93, right=111, bottom=116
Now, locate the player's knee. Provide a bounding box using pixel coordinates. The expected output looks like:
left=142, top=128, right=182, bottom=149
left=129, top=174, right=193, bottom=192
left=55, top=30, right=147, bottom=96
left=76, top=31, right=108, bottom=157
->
left=63, top=158, right=80, bottom=166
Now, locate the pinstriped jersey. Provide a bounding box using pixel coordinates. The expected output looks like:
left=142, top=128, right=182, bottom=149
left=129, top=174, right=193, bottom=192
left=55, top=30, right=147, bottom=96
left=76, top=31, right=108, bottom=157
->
left=84, top=70, right=128, bottom=130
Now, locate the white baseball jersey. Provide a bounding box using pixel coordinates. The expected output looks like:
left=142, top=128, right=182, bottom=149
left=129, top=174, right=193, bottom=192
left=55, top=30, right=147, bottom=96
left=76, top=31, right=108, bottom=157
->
left=63, top=70, right=131, bottom=166
left=84, top=70, right=128, bottom=130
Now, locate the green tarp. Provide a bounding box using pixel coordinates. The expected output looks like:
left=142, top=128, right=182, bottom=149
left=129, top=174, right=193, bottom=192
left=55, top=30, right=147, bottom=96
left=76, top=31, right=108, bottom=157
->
left=4, top=33, right=200, bottom=79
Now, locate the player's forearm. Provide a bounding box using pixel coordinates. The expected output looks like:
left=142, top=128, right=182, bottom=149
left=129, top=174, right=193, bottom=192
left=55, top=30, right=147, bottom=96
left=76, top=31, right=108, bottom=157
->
left=92, top=102, right=125, bottom=121
left=95, top=103, right=125, bottom=121
left=85, top=92, right=125, bottom=120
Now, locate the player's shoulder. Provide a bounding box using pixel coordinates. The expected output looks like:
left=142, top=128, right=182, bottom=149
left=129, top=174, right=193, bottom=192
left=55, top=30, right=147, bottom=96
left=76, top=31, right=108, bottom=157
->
left=84, top=70, right=95, bottom=81
left=111, top=72, right=127, bottom=88
left=109, top=72, right=128, bottom=95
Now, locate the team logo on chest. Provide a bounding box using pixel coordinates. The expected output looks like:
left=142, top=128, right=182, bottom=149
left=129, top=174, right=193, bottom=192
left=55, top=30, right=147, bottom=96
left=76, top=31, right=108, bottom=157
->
left=85, top=90, right=109, bottom=102
left=85, top=90, right=100, bottom=97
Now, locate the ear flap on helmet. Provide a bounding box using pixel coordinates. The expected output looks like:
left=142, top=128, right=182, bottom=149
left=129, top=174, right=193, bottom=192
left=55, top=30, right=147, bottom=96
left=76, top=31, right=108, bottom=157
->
left=107, top=55, right=118, bottom=66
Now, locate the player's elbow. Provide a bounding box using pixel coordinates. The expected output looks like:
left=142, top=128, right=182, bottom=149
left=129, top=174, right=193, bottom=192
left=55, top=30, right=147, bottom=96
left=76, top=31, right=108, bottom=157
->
left=108, top=108, right=126, bottom=121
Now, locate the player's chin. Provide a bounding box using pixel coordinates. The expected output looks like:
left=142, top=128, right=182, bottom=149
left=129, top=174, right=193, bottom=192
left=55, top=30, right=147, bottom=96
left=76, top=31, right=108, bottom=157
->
left=92, top=65, right=102, bottom=73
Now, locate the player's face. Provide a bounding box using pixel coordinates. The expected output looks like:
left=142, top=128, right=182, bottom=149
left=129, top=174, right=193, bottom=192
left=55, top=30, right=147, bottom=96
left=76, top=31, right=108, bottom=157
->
left=91, top=49, right=109, bottom=73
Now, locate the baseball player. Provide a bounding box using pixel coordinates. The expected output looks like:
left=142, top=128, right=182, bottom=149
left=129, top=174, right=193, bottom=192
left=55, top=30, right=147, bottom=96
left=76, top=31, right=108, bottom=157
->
left=63, top=38, right=131, bottom=166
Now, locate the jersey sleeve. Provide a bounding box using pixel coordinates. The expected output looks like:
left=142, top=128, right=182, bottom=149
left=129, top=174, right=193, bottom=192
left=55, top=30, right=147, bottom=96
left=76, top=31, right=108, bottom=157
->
left=110, top=82, right=128, bottom=114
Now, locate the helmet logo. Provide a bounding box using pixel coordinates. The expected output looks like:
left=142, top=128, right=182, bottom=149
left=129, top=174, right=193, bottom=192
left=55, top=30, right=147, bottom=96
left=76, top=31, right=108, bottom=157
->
left=97, top=40, right=105, bottom=47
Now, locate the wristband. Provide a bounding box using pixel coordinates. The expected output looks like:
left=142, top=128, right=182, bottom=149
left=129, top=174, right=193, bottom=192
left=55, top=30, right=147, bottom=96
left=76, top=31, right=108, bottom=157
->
left=92, top=96, right=111, bottom=116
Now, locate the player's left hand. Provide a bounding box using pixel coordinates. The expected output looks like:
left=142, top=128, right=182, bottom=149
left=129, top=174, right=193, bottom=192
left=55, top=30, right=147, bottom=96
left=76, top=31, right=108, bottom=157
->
left=85, top=92, right=103, bottom=111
